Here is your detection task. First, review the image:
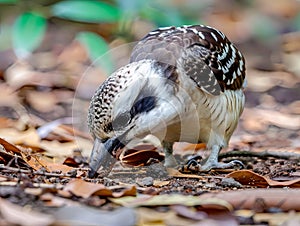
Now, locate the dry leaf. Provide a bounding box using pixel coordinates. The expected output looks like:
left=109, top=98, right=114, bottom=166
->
left=119, top=144, right=164, bottom=166
left=63, top=179, right=136, bottom=198
left=200, top=188, right=300, bottom=211
left=0, top=138, right=21, bottom=154
left=63, top=157, right=79, bottom=167
left=0, top=140, right=29, bottom=167
left=109, top=185, right=137, bottom=198
left=20, top=153, right=69, bottom=173
left=227, top=170, right=300, bottom=188
left=64, top=179, right=112, bottom=198
left=110, top=194, right=233, bottom=211
left=167, top=168, right=205, bottom=180
left=20, top=153, right=47, bottom=170
left=153, top=180, right=170, bottom=187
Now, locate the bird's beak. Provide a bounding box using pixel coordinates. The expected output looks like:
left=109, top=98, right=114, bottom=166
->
left=88, top=137, right=118, bottom=178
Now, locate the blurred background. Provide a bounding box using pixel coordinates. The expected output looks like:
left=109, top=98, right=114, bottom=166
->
left=0, top=0, right=299, bottom=156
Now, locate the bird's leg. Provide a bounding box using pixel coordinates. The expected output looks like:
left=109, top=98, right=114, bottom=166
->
left=162, top=141, right=178, bottom=167
left=186, top=144, right=244, bottom=171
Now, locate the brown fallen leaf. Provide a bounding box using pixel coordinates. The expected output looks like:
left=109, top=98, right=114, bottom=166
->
left=0, top=141, right=29, bottom=167
left=108, top=185, right=137, bottom=198
left=63, top=157, right=79, bottom=167
left=200, top=188, right=300, bottom=211
left=153, top=180, right=170, bottom=187
left=167, top=168, right=205, bottom=180
left=19, top=150, right=76, bottom=173
left=64, top=179, right=112, bottom=198
left=63, top=179, right=136, bottom=198
left=119, top=144, right=164, bottom=166
left=110, top=194, right=233, bottom=211
left=20, top=153, right=47, bottom=171
left=227, top=170, right=300, bottom=188
left=0, top=137, right=21, bottom=154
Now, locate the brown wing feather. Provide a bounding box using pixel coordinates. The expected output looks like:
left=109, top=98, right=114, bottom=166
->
left=130, top=25, right=246, bottom=95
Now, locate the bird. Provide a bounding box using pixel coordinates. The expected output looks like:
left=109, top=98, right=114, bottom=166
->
left=87, top=25, right=246, bottom=178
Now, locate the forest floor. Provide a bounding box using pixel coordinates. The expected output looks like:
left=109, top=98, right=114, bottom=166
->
left=0, top=23, right=300, bottom=226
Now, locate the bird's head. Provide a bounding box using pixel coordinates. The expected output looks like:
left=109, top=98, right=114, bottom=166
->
left=87, top=59, right=189, bottom=177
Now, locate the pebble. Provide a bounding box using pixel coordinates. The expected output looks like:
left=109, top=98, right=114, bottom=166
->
left=137, top=176, right=154, bottom=186
left=221, top=178, right=243, bottom=188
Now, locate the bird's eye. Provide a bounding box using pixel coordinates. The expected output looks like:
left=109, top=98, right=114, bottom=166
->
left=112, top=112, right=131, bottom=131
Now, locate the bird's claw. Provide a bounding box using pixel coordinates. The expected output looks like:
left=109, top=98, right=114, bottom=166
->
left=180, top=155, right=203, bottom=172
left=224, top=160, right=245, bottom=169
left=181, top=156, right=244, bottom=173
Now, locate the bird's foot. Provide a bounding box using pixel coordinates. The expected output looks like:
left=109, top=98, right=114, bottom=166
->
left=181, top=155, right=244, bottom=172
left=200, top=159, right=245, bottom=171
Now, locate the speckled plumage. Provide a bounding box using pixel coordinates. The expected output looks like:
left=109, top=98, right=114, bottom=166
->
left=130, top=25, right=245, bottom=93
left=88, top=63, right=135, bottom=139
left=87, top=25, right=246, bottom=177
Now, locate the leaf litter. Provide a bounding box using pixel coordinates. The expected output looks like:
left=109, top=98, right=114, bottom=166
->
left=1, top=5, right=300, bottom=225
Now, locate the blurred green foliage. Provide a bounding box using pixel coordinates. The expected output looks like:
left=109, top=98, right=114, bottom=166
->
left=12, top=12, right=47, bottom=58
left=51, top=1, right=121, bottom=23
left=1, top=0, right=120, bottom=63
left=293, top=12, right=300, bottom=31
left=0, top=0, right=299, bottom=68
left=0, top=0, right=203, bottom=71
left=0, top=0, right=207, bottom=71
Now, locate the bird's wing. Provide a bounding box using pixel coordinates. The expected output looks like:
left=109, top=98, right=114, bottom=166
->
left=130, top=25, right=246, bottom=95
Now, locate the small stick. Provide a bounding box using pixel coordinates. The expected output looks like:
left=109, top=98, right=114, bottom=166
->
left=219, top=150, right=300, bottom=160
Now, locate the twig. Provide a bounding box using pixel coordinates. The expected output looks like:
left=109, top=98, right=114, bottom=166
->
left=0, top=164, right=82, bottom=178
left=0, top=181, right=64, bottom=189
left=219, top=150, right=300, bottom=160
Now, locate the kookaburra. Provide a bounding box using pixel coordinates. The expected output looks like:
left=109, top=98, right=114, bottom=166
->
left=88, top=25, right=246, bottom=178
